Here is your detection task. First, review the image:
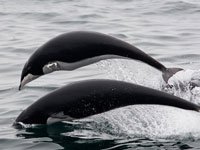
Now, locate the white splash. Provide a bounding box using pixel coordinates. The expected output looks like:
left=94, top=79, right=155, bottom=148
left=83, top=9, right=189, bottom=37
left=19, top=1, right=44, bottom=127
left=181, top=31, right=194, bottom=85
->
left=166, top=69, right=200, bottom=104
left=63, top=60, right=200, bottom=140
left=67, top=105, right=200, bottom=140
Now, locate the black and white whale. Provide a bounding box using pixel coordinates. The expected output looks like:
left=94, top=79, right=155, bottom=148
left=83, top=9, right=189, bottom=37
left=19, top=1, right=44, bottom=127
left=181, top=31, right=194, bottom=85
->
left=19, top=31, right=182, bottom=90
left=15, top=79, right=200, bottom=125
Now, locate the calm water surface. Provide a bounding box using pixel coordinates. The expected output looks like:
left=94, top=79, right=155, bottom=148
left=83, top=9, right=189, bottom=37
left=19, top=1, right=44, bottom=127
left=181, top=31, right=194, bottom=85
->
left=1, top=0, right=200, bottom=149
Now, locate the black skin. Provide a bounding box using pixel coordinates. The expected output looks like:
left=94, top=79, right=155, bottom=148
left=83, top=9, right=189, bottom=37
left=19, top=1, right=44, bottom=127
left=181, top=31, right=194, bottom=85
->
left=20, top=31, right=179, bottom=88
left=15, top=79, right=200, bottom=125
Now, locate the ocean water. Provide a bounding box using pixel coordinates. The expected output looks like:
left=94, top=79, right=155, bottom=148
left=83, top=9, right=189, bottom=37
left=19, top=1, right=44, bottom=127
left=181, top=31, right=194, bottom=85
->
left=1, top=0, right=200, bottom=149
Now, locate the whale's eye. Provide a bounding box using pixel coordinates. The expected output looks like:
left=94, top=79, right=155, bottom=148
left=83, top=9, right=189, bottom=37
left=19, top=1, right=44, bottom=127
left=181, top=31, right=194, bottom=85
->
left=27, top=66, right=31, bottom=71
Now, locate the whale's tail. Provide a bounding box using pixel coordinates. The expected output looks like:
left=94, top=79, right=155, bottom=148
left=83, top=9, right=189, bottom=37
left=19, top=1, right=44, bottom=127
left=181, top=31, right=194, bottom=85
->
left=162, top=68, right=183, bottom=83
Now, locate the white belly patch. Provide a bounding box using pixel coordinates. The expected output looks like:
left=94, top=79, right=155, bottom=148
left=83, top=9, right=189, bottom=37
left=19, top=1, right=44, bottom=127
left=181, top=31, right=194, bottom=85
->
left=47, top=112, right=75, bottom=125
left=42, top=55, right=127, bottom=74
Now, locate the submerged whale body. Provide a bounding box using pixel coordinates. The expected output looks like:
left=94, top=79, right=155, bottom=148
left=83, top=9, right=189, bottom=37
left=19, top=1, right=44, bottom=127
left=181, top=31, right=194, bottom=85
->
left=15, top=79, right=199, bottom=125
left=19, top=31, right=182, bottom=90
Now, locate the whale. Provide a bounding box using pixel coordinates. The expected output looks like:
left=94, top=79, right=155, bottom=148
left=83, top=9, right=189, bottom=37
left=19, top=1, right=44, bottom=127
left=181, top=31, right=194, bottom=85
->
left=19, top=31, right=182, bottom=90
left=14, top=79, right=199, bottom=125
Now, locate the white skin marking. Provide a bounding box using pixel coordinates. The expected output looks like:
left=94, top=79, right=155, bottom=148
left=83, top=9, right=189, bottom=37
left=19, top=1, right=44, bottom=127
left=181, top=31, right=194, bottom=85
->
left=20, top=74, right=39, bottom=90
left=43, top=62, right=61, bottom=74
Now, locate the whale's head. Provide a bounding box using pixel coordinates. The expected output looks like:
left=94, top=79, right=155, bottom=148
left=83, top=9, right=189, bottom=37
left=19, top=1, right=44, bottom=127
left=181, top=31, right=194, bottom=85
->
left=19, top=58, right=64, bottom=90
left=14, top=108, right=49, bottom=126
left=19, top=59, right=43, bottom=90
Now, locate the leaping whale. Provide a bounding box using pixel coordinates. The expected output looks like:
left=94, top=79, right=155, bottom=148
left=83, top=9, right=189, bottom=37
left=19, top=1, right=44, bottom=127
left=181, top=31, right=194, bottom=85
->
left=14, top=79, right=199, bottom=125
left=19, top=31, right=182, bottom=90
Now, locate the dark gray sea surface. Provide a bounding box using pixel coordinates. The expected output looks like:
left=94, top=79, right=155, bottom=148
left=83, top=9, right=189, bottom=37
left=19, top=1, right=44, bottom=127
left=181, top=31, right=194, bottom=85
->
left=1, top=0, right=200, bottom=149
